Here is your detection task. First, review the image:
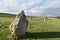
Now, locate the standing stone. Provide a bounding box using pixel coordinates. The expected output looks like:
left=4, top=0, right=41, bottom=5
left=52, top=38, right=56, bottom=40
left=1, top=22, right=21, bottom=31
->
left=44, top=16, right=48, bottom=22
left=30, top=16, right=32, bottom=19
left=9, top=11, right=28, bottom=40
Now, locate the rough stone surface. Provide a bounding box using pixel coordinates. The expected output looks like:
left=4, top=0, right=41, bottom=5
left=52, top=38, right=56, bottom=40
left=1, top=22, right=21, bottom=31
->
left=9, top=11, right=28, bottom=36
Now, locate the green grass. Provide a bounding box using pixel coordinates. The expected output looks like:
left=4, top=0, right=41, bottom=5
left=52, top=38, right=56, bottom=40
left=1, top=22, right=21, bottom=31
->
left=0, top=13, right=60, bottom=40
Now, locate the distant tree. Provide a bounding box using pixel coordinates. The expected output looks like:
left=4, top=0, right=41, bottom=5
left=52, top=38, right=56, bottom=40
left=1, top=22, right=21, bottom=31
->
left=57, top=16, right=60, bottom=19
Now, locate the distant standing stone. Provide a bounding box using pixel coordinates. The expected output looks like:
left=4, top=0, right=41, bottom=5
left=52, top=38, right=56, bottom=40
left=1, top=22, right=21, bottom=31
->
left=31, top=16, right=32, bottom=19
left=44, top=16, right=48, bottom=22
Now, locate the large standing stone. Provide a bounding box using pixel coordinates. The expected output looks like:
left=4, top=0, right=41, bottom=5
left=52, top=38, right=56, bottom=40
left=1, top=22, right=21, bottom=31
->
left=9, top=11, right=28, bottom=36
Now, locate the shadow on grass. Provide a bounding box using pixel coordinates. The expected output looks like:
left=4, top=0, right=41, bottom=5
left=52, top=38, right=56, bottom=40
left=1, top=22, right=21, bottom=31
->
left=21, top=32, right=60, bottom=39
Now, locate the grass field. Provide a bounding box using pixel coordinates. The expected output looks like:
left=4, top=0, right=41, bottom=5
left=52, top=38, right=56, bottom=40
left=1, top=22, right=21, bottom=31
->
left=0, top=14, right=60, bottom=40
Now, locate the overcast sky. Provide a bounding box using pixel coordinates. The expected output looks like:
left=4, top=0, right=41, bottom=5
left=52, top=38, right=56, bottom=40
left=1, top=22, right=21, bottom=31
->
left=0, top=0, right=60, bottom=16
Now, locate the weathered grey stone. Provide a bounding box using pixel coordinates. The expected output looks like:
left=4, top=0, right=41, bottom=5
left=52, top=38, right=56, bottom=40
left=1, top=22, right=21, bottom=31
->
left=44, top=16, right=48, bottom=22
left=9, top=11, right=28, bottom=36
